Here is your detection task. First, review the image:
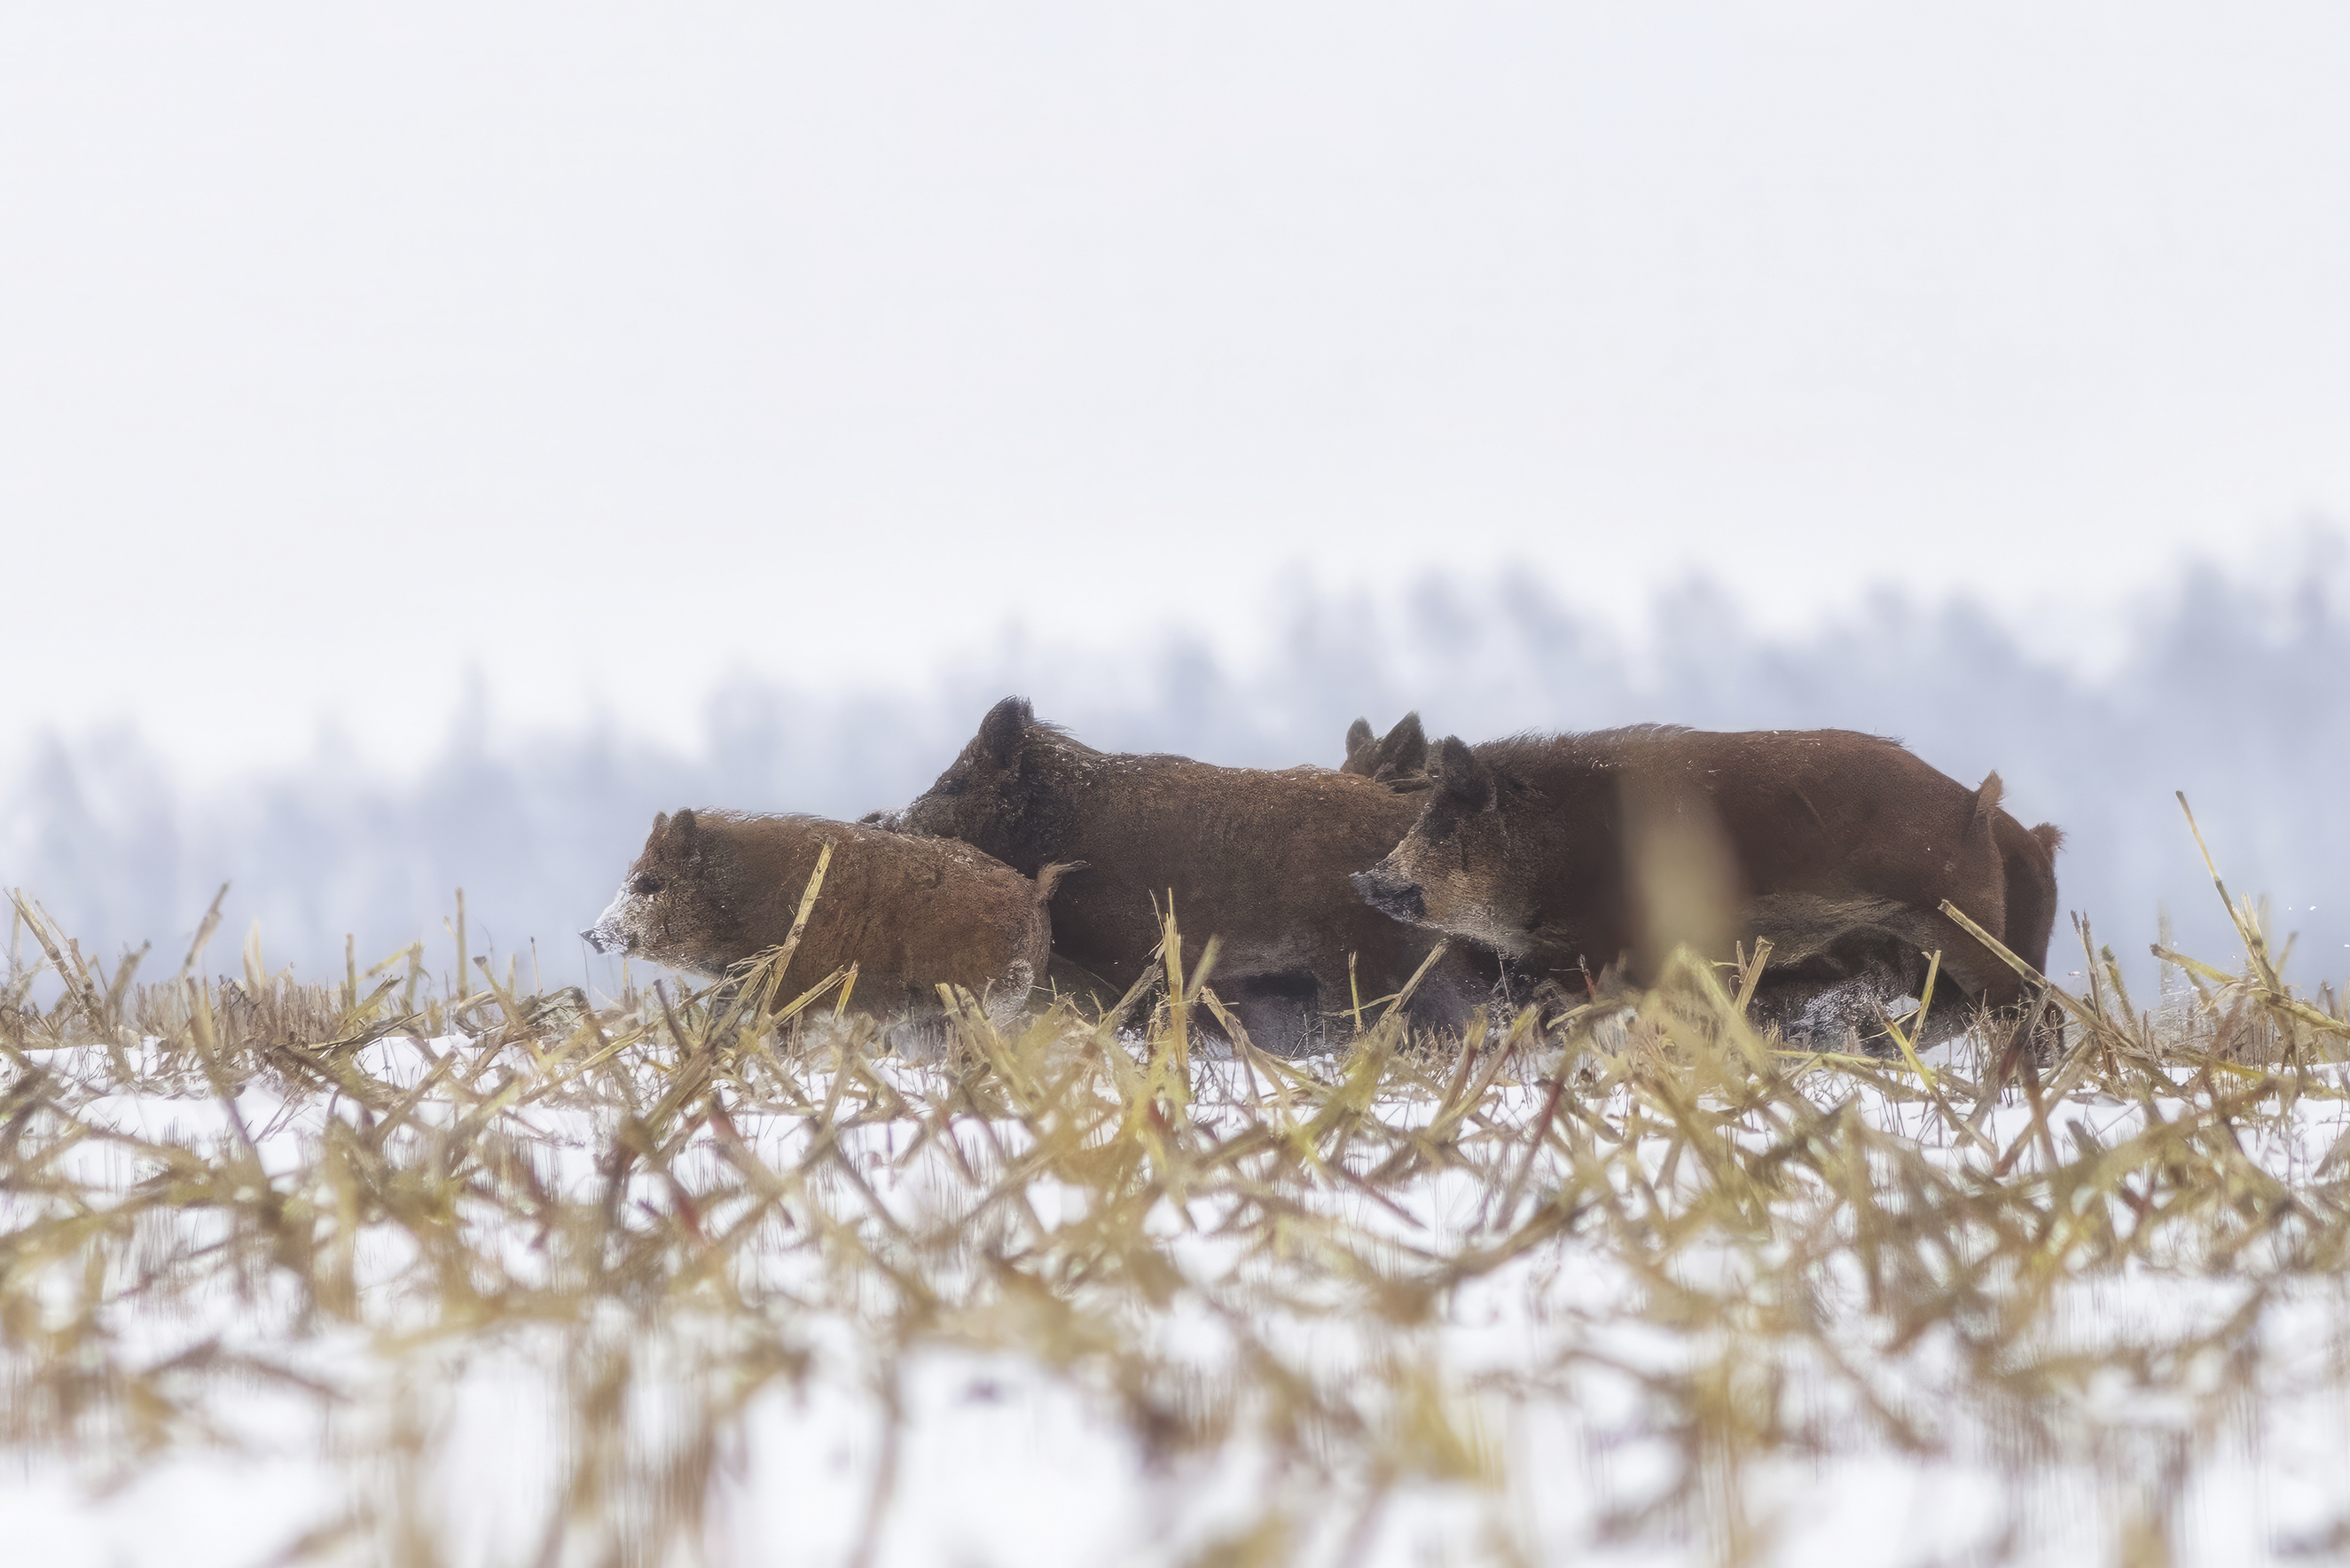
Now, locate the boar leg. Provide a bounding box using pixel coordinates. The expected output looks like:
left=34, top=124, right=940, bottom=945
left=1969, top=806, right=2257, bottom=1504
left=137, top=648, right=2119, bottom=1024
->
left=1225, top=972, right=1322, bottom=1058
left=1751, top=965, right=1913, bottom=1054
left=1981, top=991, right=2068, bottom=1086
left=1401, top=947, right=1506, bottom=1039
left=1043, top=953, right=1123, bottom=1015
left=1746, top=929, right=1952, bottom=1055
left=881, top=1013, right=954, bottom=1062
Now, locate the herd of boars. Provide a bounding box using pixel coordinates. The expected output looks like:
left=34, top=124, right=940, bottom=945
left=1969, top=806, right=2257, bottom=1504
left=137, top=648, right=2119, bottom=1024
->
left=584, top=697, right=2064, bottom=1057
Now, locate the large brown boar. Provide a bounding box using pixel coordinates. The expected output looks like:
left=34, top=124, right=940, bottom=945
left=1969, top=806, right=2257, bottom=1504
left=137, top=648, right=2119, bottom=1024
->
left=888, top=697, right=1492, bottom=1054
left=1351, top=726, right=2062, bottom=1046
left=582, top=809, right=1073, bottom=1033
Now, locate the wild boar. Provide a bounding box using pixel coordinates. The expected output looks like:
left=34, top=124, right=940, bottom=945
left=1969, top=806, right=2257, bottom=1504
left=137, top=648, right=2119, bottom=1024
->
left=888, top=697, right=1493, bottom=1054
left=1341, top=712, right=1432, bottom=789
left=1352, top=726, right=2063, bottom=1047
left=583, top=809, right=1074, bottom=1035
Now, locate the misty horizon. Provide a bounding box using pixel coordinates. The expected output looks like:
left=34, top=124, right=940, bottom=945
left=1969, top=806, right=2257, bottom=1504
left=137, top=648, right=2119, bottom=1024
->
left=8, top=544, right=2344, bottom=1003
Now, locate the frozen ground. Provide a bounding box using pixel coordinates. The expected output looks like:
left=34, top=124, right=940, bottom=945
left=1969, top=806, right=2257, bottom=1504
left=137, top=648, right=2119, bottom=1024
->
left=8, top=983, right=2350, bottom=1568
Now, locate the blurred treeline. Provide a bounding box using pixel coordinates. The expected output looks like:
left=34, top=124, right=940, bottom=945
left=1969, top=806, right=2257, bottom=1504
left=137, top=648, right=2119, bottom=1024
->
left=8, top=542, right=2346, bottom=997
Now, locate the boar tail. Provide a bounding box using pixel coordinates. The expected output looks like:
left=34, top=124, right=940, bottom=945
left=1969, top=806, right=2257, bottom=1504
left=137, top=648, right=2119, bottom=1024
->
left=1033, top=860, right=1085, bottom=904
left=1970, top=771, right=2005, bottom=835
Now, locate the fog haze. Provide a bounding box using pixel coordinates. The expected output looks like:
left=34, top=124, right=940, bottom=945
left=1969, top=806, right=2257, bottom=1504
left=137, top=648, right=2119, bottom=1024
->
left=4, top=5, right=2346, bottom=995
left=8, top=6, right=2350, bottom=763
left=11, top=543, right=2348, bottom=1004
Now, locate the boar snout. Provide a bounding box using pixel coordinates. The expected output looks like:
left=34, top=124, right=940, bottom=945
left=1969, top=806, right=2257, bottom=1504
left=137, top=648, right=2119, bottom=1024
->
left=584, top=886, right=641, bottom=956
left=1351, top=864, right=1425, bottom=923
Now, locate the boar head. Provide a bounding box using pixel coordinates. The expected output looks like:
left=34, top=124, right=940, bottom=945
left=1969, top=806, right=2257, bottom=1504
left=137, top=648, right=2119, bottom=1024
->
left=1351, top=736, right=1538, bottom=955
left=897, top=696, right=1047, bottom=869
left=582, top=809, right=733, bottom=968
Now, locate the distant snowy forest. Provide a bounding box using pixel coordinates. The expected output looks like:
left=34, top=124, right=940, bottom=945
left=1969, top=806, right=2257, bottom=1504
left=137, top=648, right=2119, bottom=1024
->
left=8, top=543, right=2346, bottom=999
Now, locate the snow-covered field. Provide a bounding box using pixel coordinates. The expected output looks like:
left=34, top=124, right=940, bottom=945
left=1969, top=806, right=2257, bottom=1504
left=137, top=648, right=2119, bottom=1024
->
left=7, top=934, right=2350, bottom=1566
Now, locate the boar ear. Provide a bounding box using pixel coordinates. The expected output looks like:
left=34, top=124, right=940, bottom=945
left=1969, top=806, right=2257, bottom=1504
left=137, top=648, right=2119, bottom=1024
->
left=673, top=808, right=698, bottom=839
left=1435, top=736, right=1496, bottom=812
left=1344, top=717, right=1373, bottom=762
left=653, top=811, right=670, bottom=835
left=1384, top=711, right=1428, bottom=776
left=976, top=696, right=1032, bottom=768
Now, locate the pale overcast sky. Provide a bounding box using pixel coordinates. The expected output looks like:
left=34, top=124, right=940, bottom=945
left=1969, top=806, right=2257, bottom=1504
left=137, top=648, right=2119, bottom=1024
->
left=4, top=4, right=2346, bottom=774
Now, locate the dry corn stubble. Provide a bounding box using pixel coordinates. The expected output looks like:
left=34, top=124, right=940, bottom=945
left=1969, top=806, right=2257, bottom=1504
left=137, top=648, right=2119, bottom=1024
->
left=6, top=811, right=2350, bottom=1564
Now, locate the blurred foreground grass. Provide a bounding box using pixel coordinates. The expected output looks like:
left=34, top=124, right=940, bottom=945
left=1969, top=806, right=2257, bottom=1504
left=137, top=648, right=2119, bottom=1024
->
left=8, top=815, right=2350, bottom=1565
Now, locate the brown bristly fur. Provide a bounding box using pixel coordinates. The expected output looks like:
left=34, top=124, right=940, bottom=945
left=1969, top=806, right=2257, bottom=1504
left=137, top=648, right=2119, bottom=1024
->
left=1356, top=725, right=2064, bottom=1045
left=887, top=696, right=1494, bottom=1054
left=588, top=810, right=1062, bottom=1030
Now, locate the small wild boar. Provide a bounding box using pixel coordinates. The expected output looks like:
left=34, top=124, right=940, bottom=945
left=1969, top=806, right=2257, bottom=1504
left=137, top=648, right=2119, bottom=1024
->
left=583, top=809, right=1073, bottom=1033
left=885, top=697, right=1492, bottom=1054
left=1352, top=727, right=2062, bottom=1045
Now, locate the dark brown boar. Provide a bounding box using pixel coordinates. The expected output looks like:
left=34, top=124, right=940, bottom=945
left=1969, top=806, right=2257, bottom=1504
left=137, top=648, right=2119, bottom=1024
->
left=1351, top=726, right=2063, bottom=1046
left=890, top=696, right=1492, bottom=1054
left=582, top=809, right=1073, bottom=1033
left=1341, top=712, right=1432, bottom=789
